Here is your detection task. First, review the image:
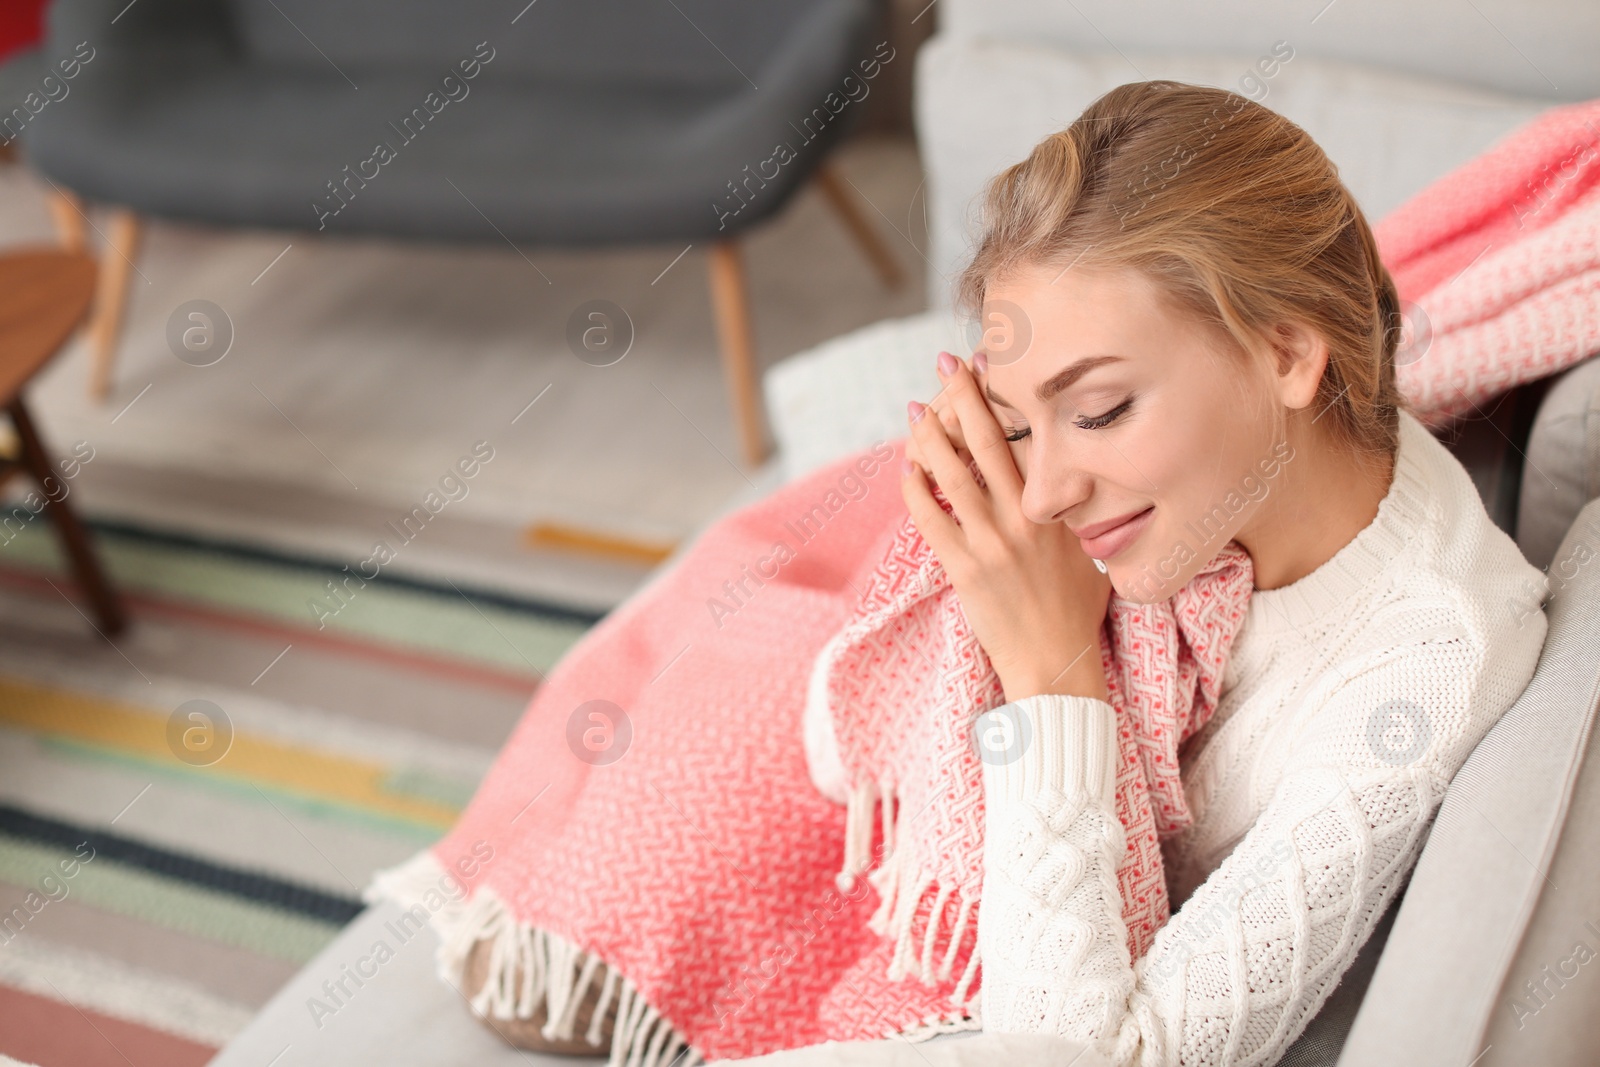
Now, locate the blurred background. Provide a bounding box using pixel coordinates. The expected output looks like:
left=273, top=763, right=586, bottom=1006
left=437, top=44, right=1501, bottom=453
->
left=0, top=2, right=1596, bottom=1066
left=0, top=2, right=935, bottom=1062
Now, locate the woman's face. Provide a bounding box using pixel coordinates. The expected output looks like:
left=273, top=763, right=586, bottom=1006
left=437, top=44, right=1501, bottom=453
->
left=978, top=262, right=1289, bottom=603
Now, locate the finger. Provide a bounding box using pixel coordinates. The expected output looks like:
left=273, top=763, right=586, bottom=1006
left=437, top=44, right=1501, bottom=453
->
left=926, top=385, right=969, bottom=456
left=936, top=353, right=1023, bottom=502
left=900, top=459, right=964, bottom=560
left=907, top=398, right=989, bottom=524
left=903, top=433, right=943, bottom=473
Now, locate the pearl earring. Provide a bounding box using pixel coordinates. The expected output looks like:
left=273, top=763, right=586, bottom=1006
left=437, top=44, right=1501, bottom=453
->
left=1092, top=558, right=1108, bottom=574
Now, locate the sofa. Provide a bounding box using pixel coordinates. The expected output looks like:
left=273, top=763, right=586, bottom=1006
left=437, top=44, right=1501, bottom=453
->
left=211, top=3, right=1600, bottom=1064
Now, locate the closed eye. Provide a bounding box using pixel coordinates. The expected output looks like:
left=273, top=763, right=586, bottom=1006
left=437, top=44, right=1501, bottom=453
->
left=1074, top=395, right=1134, bottom=431
left=1004, top=396, right=1134, bottom=440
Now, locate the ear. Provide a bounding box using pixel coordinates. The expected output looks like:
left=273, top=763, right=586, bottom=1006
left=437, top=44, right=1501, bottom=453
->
left=1268, top=321, right=1329, bottom=411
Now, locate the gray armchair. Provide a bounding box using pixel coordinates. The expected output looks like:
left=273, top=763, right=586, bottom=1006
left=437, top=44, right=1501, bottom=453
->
left=13, top=0, right=905, bottom=462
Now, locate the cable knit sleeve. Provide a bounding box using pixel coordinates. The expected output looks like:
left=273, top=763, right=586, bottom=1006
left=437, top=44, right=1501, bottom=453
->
left=977, top=633, right=1510, bottom=1067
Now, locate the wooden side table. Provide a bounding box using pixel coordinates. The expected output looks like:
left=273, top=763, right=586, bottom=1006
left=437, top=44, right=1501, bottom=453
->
left=0, top=248, right=127, bottom=635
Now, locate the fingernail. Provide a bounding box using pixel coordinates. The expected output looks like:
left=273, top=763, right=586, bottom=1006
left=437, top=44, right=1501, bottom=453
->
left=973, top=351, right=988, bottom=375
left=907, top=400, right=926, bottom=422
left=901, top=459, right=915, bottom=476
left=936, top=351, right=958, bottom=376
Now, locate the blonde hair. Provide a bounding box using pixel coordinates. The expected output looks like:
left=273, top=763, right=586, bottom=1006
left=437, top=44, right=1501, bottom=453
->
left=958, top=80, right=1407, bottom=466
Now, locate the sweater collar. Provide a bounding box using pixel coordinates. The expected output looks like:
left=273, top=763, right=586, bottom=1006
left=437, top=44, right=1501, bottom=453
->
left=1242, top=409, right=1433, bottom=636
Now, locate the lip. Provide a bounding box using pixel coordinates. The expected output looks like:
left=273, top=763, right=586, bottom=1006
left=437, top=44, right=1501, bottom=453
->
left=1072, top=506, right=1155, bottom=560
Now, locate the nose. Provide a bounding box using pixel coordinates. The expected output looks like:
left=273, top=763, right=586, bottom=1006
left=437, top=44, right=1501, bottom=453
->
left=1019, top=442, right=1093, bottom=526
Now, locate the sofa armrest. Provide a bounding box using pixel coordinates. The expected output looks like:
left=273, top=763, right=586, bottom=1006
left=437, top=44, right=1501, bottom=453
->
left=1341, top=499, right=1600, bottom=1066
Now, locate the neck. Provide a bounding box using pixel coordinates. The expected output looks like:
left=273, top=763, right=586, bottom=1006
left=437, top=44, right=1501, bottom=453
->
left=1234, top=416, right=1396, bottom=592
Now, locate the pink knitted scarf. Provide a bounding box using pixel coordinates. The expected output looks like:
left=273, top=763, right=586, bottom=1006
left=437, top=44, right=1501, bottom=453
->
left=373, top=99, right=1600, bottom=1066
left=814, top=500, right=1251, bottom=1000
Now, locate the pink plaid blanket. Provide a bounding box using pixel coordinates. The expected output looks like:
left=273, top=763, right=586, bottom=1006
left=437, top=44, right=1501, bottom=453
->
left=1378, top=98, right=1600, bottom=424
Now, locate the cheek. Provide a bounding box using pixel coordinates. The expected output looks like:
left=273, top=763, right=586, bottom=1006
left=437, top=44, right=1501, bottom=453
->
left=1090, top=417, right=1209, bottom=599
left=1103, top=446, right=1271, bottom=601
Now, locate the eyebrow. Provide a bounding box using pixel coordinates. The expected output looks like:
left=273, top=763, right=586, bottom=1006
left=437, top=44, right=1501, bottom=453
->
left=983, top=355, right=1126, bottom=409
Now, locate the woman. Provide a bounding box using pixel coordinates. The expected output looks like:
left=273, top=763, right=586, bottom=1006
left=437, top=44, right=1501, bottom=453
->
left=438, top=80, right=1549, bottom=1066
left=757, top=80, right=1550, bottom=1064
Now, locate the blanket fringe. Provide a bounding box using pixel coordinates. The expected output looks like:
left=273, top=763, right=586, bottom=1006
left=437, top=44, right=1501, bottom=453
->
left=837, top=783, right=983, bottom=1009
left=836, top=780, right=881, bottom=893
left=366, top=851, right=704, bottom=1067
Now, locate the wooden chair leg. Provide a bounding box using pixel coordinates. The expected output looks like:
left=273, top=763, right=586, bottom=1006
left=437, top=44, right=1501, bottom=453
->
left=88, top=209, right=142, bottom=401
left=706, top=241, right=769, bottom=466
left=0, top=429, right=21, bottom=496
left=813, top=162, right=904, bottom=290
left=46, top=187, right=88, bottom=253
left=6, top=398, right=127, bottom=636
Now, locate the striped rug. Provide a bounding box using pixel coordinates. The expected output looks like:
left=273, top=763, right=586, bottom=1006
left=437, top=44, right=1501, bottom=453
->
left=0, top=513, right=607, bottom=1066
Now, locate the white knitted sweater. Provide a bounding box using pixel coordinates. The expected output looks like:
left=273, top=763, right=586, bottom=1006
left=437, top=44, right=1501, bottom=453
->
left=800, top=410, right=1549, bottom=1067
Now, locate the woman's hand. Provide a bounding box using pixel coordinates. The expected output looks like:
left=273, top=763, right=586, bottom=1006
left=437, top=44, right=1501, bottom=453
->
left=903, top=352, right=1113, bottom=705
